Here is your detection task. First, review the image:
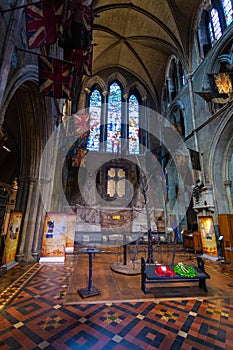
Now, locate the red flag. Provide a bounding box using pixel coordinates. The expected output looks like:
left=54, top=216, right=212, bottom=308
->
left=69, top=0, right=94, bottom=31
left=64, top=49, right=85, bottom=75
left=72, top=148, right=88, bottom=167
left=38, top=56, right=75, bottom=99
left=64, top=45, right=92, bottom=77
left=73, top=113, right=90, bottom=138
left=25, top=0, right=66, bottom=48
left=59, top=0, right=93, bottom=50
left=83, top=46, right=92, bottom=76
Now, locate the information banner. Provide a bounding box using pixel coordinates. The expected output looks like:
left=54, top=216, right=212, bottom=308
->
left=65, top=213, right=76, bottom=253
left=198, top=216, right=218, bottom=257
left=2, top=211, right=22, bottom=266
left=40, top=212, right=76, bottom=262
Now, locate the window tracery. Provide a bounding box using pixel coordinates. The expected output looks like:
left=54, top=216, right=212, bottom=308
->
left=87, top=80, right=141, bottom=154
left=209, top=8, right=222, bottom=44
left=221, top=0, right=233, bottom=26
left=87, top=88, right=101, bottom=151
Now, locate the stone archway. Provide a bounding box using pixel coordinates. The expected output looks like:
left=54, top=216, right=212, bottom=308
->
left=1, top=80, right=58, bottom=262
left=211, top=113, right=233, bottom=214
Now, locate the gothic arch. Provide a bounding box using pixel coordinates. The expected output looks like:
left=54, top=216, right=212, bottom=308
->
left=84, top=75, right=107, bottom=94
left=108, top=72, right=127, bottom=95
left=168, top=100, right=186, bottom=138
left=201, top=30, right=233, bottom=88
left=0, top=65, right=38, bottom=125
left=209, top=110, right=233, bottom=213
left=128, top=82, right=147, bottom=101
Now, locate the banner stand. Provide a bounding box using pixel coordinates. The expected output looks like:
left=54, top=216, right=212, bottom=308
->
left=40, top=212, right=76, bottom=263
left=39, top=256, right=65, bottom=263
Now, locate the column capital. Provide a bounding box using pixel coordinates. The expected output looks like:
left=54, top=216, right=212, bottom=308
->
left=102, top=90, right=108, bottom=97
left=84, top=87, right=91, bottom=94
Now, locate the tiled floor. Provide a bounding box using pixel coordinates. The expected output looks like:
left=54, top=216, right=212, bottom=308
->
left=0, top=253, right=233, bottom=349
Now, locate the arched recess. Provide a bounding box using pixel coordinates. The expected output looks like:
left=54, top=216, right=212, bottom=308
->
left=201, top=30, right=233, bottom=89
left=108, top=72, right=127, bottom=96
left=1, top=67, right=58, bottom=262
left=210, top=112, right=233, bottom=214
left=168, top=100, right=186, bottom=138
left=84, top=75, right=107, bottom=93
left=128, top=81, right=147, bottom=101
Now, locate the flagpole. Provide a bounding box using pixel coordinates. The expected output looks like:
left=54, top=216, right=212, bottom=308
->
left=15, top=47, right=77, bottom=66
left=0, top=1, right=41, bottom=14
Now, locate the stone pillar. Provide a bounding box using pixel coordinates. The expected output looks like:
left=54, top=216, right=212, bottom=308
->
left=141, top=95, right=148, bottom=151
left=32, top=179, right=51, bottom=260
left=23, top=179, right=41, bottom=262
left=0, top=0, right=25, bottom=125
left=187, top=74, right=206, bottom=183
left=122, top=93, right=128, bottom=153
left=224, top=180, right=233, bottom=212
left=101, top=90, right=108, bottom=151
left=15, top=177, right=26, bottom=211
left=16, top=177, right=36, bottom=262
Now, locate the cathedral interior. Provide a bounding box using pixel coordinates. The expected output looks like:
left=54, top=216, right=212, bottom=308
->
left=0, top=1, right=233, bottom=349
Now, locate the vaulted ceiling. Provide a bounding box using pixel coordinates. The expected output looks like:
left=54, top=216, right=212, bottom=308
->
left=92, top=0, right=203, bottom=98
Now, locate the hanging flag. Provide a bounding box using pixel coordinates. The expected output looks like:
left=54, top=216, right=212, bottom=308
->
left=83, top=46, right=92, bottom=76
left=59, top=0, right=93, bottom=50
left=38, top=56, right=75, bottom=99
left=72, top=147, right=88, bottom=167
left=73, top=113, right=90, bottom=138
left=82, top=3, right=94, bottom=31
left=61, top=21, right=92, bottom=50
left=25, top=0, right=66, bottom=48
left=68, top=0, right=94, bottom=31
left=64, top=48, right=85, bottom=75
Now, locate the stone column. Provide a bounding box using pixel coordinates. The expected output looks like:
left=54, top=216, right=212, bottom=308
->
left=23, top=179, right=41, bottom=261
left=224, top=180, right=233, bottom=212
left=187, top=74, right=206, bottom=183
left=15, top=177, right=26, bottom=211
left=32, top=179, right=51, bottom=260
left=16, top=177, right=36, bottom=262
left=141, top=95, right=148, bottom=151
left=101, top=90, right=108, bottom=152
left=0, top=0, right=25, bottom=125
left=122, top=93, right=128, bottom=153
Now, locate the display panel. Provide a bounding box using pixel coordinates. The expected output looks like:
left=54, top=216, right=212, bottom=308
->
left=198, top=216, right=218, bottom=257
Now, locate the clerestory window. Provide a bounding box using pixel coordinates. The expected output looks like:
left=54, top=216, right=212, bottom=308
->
left=209, top=8, right=222, bottom=44
left=221, top=0, right=233, bottom=26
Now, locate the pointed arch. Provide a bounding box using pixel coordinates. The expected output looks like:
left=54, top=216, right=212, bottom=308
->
left=87, top=87, right=102, bottom=151
left=128, top=93, right=140, bottom=154
left=106, top=81, right=122, bottom=152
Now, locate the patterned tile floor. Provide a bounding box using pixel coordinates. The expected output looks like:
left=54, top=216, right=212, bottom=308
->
left=0, top=254, right=233, bottom=349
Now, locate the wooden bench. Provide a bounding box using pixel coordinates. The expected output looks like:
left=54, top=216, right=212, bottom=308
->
left=141, top=256, right=210, bottom=293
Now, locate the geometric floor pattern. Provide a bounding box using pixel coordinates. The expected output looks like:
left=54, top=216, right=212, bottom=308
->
left=0, top=255, right=233, bottom=349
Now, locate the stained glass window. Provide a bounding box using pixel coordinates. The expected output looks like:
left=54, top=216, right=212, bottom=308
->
left=87, top=89, right=101, bottom=151
left=87, top=82, right=141, bottom=154
left=128, top=94, right=140, bottom=154
left=222, top=0, right=233, bottom=26
left=106, top=82, right=122, bottom=152
left=209, top=8, right=222, bottom=44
